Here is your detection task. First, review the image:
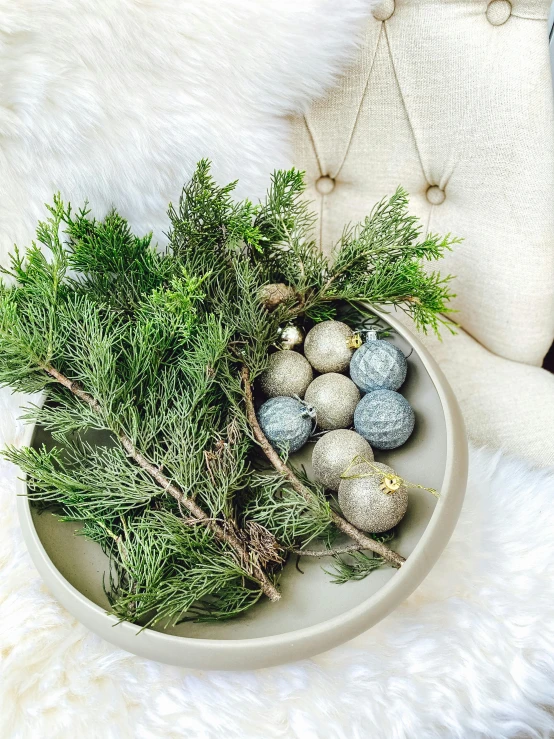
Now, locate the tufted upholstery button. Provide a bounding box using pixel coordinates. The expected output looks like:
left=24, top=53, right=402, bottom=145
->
left=486, top=0, right=512, bottom=26
left=316, top=176, right=336, bottom=195
left=426, top=186, right=446, bottom=205
left=372, top=0, right=395, bottom=21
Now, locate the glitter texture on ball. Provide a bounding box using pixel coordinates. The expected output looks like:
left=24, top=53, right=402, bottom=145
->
left=338, top=461, right=409, bottom=533
left=260, top=351, right=313, bottom=398
left=304, top=373, right=360, bottom=430
left=304, top=320, right=355, bottom=374
left=311, top=429, right=374, bottom=491
left=354, top=389, right=415, bottom=449
left=258, top=396, right=314, bottom=453
left=350, top=332, right=407, bottom=393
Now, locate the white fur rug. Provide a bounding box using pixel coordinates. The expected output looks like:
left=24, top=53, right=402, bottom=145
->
left=2, top=395, right=554, bottom=738
left=0, top=0, right=371, bottom=265
left=2, top=2, right=554, bottom=737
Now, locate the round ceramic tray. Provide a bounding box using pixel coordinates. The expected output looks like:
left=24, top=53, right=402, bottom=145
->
left=16, top=310, right=467, bottom=670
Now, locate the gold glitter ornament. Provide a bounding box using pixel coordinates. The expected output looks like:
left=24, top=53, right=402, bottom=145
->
left=260, top=351, right=313, bottom=399
left=311, top=429, right=374, bottom=491
left=304, top=320, right=360, bottom=374
left=304, top=373, right=360, bottom=430
left=278, top=324, right=304, bottom=350
left=338, top=461, right=409, bottom=533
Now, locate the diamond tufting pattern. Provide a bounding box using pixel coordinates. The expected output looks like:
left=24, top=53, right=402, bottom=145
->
left=291, top=0, right=554, bottom=368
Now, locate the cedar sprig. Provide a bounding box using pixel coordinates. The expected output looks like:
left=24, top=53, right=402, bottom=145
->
left=0, top=161, right=457, bottom=624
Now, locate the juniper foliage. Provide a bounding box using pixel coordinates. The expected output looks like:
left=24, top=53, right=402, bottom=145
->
left=0, top=161, right=457, bottom=625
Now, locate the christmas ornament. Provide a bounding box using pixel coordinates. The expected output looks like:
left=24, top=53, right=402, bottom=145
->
left=258, top=396, right=315, bottom=453
left=354, top=389, right=415, bottom=449
left=338, top=461, right=409, bottom=533
left=350, top=330, right=407, bottom=393
left=304, top=373, right=360, bottom=430
left=311, top=429, right=373, bottom=491
left=304, top=320, right=361, bottom=374
left=278, top=323, right=304, bottom=350
left=259, top=350, right=313, bottom=398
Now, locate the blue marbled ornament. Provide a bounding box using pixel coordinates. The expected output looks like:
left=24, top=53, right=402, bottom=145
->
left=258, top=396, right=314, bottom=453
left=354, top=389, right=415, bottom=449
left=350, top=333, right=407, bottom=393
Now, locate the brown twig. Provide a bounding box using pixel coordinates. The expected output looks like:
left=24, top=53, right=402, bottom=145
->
left=43, top=364, right=281, bottom=602
left=291, top=544, right=370, bottom=558
left=241, top=366, right=405, bottom=569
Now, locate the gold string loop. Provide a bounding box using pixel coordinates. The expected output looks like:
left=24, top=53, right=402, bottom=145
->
left=340, top=455, right=440, bottom=498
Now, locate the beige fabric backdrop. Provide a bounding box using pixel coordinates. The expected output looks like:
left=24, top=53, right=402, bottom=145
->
left=291, top=0, right=554, bottom=367
left=290, top=0, right=554, bottom=465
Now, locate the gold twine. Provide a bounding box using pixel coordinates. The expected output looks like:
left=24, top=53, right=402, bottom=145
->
left=340, top=455, right=440, bottom=498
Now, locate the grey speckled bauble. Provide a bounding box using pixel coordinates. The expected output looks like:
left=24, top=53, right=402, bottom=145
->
left=338, top=461, right=409, bottom=533
left=304, top=320, right=358, bottom=373
left=260, top=351, right=313, bottom=399
left=312, top=429, right=374, bottom=491
left=258, top=396, right=315, bottom=453
left=354, top=389, right=415, bottom=449
left=304, top=373, right=360, bottom=430
left=350, top=331, right=407, bottom=393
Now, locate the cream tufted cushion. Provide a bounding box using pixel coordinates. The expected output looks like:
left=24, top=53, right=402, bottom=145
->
left=394, top=310, right=554, bottom=466
left=291, top=0, right=554, bottom=466
left=291, top=0, right=554, bottom=368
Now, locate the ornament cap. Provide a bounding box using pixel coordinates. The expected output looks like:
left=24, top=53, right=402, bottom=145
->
left=347, top=333, right=363, bottom=349
left=365, top=329, right=378, bottom=342
left=380, top=476, right=402, bottom=494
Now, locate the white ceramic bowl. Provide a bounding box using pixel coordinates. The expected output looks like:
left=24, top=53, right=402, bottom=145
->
left=16, top=310, right=467, bottom=670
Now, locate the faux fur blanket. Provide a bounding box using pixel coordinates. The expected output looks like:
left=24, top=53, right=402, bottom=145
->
left=2, top=1, right=554, bottom=737
left=2, top=417, right=554, bottom=737
left=0, top=0, right=370, bottom=264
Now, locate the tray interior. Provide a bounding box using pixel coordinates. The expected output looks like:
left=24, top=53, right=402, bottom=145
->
left=30, top=330, right=446, bottom=641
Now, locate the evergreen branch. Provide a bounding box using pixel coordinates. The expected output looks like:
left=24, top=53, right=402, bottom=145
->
left=244, top=472, right=334, bottom=549
left=41, top=363, right=280, bottom=602
left=241, top=366, right=405, bottom=569
left=325, top=549, right=391, bottom=584
left=1, top=163, right=459, bottom=616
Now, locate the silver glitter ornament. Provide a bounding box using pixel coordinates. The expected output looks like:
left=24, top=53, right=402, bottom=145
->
left=304, top=320, right=360, bottom=374
left=354, top=389, right=415, bottom=449
left=338, top=461, right=409, bottom=533
left=260, top=351, right=313, bottom=398
left=350, top=331, right=407, bottom=393
left=278, top=324, right=304, bottom=350
left=258, top=396, right=315, bottom=453
left=312, top=429, right=374, bottom=491
left=304, top=373, right=360, bottom=430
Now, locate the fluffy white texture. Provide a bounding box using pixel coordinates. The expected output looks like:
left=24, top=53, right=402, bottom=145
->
left=2, top=387, right=554, bottom=738
left=0, top=0, right=372, bottom=263
left=0, top=384, right=554, bottom=739
left=2, top=2, right=554, bottom=736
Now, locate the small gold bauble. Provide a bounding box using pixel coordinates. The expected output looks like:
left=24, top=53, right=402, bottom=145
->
left=278, top=324, right=304, bottom=350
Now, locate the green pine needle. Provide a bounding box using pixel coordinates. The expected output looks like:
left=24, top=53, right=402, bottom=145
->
left=0, top=160, right=457, bottom=623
